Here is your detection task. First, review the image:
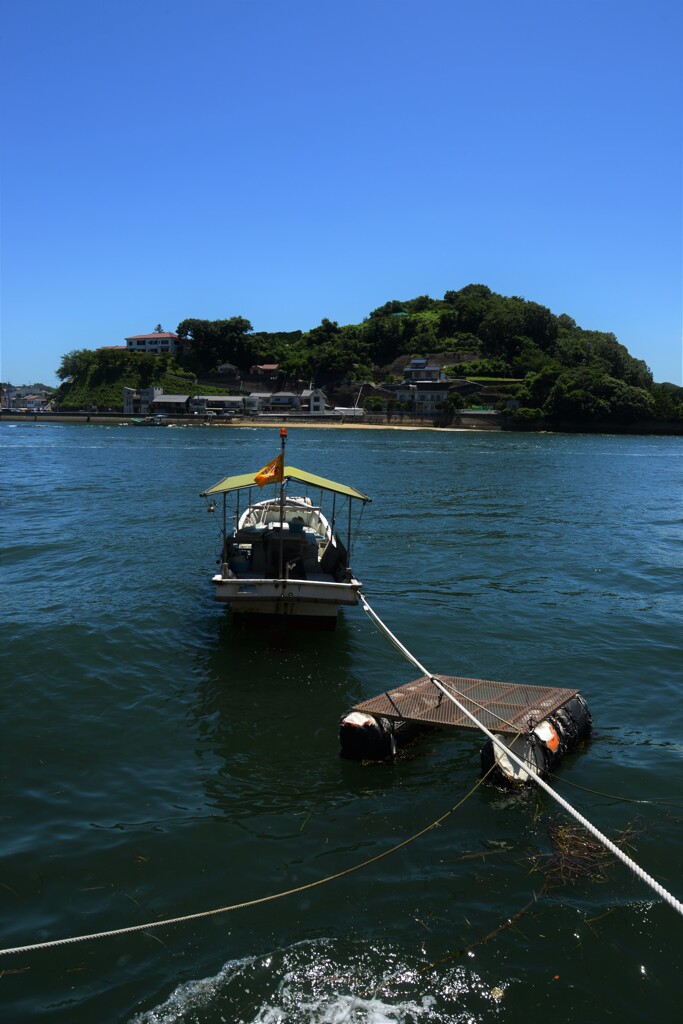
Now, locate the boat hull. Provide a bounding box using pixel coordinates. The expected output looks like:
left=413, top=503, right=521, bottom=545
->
left=211, top=575, right=362, bottom=628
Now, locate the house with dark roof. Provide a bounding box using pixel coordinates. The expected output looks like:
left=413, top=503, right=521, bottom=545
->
left=403, top=358, right=443, bottom=382
left=269, top=391, right=300, bottom=411
left=151, top=394, right=190, bottom=415
left=215, top=361, right=240, bottom=378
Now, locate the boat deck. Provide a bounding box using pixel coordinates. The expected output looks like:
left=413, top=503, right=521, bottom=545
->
left=352, top=675, right=581, bottom=735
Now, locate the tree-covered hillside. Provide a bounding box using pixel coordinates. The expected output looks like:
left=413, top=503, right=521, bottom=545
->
left=54, top=349, right=198, bottom=410
left=55, top=285, right=682, bottom=428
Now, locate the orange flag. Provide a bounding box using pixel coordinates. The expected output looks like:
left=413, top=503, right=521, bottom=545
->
left=254, top=453, right=284, bottom=487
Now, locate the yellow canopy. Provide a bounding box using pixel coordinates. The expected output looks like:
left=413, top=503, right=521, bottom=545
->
left=201, top=464, right=370, bottom=502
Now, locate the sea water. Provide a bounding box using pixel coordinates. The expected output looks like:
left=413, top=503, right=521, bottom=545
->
left=1, top=422, right=681, bottom=1023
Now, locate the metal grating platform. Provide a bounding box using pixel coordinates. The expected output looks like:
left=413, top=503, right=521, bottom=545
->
left=353, top=675, right=581, bottom=735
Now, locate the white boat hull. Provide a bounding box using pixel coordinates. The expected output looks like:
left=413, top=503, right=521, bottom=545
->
left=211, top=574, right=362, bottom=627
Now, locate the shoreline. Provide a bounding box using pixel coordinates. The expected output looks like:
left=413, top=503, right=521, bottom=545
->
left=0, top=412, right=499, bottom=432
left=3, top=412, right=678, bottom=435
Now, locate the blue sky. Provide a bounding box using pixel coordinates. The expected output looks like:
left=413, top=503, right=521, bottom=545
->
left=2, top=0, right=681, bottom=386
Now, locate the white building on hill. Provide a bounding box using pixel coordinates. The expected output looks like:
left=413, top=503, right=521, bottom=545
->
left=125, top=332, right=183, bottom=355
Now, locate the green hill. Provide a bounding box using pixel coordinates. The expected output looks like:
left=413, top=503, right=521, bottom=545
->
left=55, top=286, right=682, bottom=429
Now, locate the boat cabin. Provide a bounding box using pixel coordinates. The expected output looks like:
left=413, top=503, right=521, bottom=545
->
left=224, top=498, right=348, bottom=582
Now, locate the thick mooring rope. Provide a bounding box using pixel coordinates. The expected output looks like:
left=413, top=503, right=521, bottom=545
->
left=359, top=593, right=683, bottom=918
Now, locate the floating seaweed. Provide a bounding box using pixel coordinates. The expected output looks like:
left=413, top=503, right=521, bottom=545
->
left=417, top=818, right=641, bottom=972
left=532, top=819, right=642, bottom=890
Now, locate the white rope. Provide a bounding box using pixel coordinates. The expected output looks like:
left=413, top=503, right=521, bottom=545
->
left=359, top=593, right=683, bottom=918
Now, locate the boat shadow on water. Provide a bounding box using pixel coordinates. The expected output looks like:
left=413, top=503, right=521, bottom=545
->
left=190, top=611, right=375, bottom=820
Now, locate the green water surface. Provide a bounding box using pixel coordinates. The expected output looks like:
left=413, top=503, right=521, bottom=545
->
left=1, top=423, right=681, bottom=1023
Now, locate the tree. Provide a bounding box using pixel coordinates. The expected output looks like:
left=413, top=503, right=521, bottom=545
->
left=446, top=390, right=465, bottom=412
left=363, top=395, right=384, bottom=411
left=544, top=370, right=611, bottom=422
left=360, top=313, right=404, bottom=365
left=516, top=368, right=561, bottom=409
left=444, top=284, right=494, bottom=335
left=511, top=339, right=559, bottom=376
left=368, top=300, right=406, bottom=319
left=177, top=317, right=254, bottom=373
left=522, top=302, right=557, bottom=351
left=57, top=349, right=95, bottom=381
left=444, top=283, right=491, bottom=303
left=607, top=379, right=655, bottom=422
left=437, top=308, right=459, bottom=338
left=651, top=382, right=683, bottom=421
left=477, top=301, right=525, bottom=360
left=404, top=294, right=438, bottom=313
left=543, top=368, right=655, bottom=424
left=306, top=318, right=341, bottom=345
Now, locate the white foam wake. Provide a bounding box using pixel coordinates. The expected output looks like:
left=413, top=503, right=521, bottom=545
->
left=130, top=938, right=506, bottom=1023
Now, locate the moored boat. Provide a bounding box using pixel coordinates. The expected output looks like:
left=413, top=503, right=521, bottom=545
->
left=201, top=429, right=370, bottom=629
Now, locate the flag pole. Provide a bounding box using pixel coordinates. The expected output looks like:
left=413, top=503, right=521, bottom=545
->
left=278, top=428, right=287, bottom=579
